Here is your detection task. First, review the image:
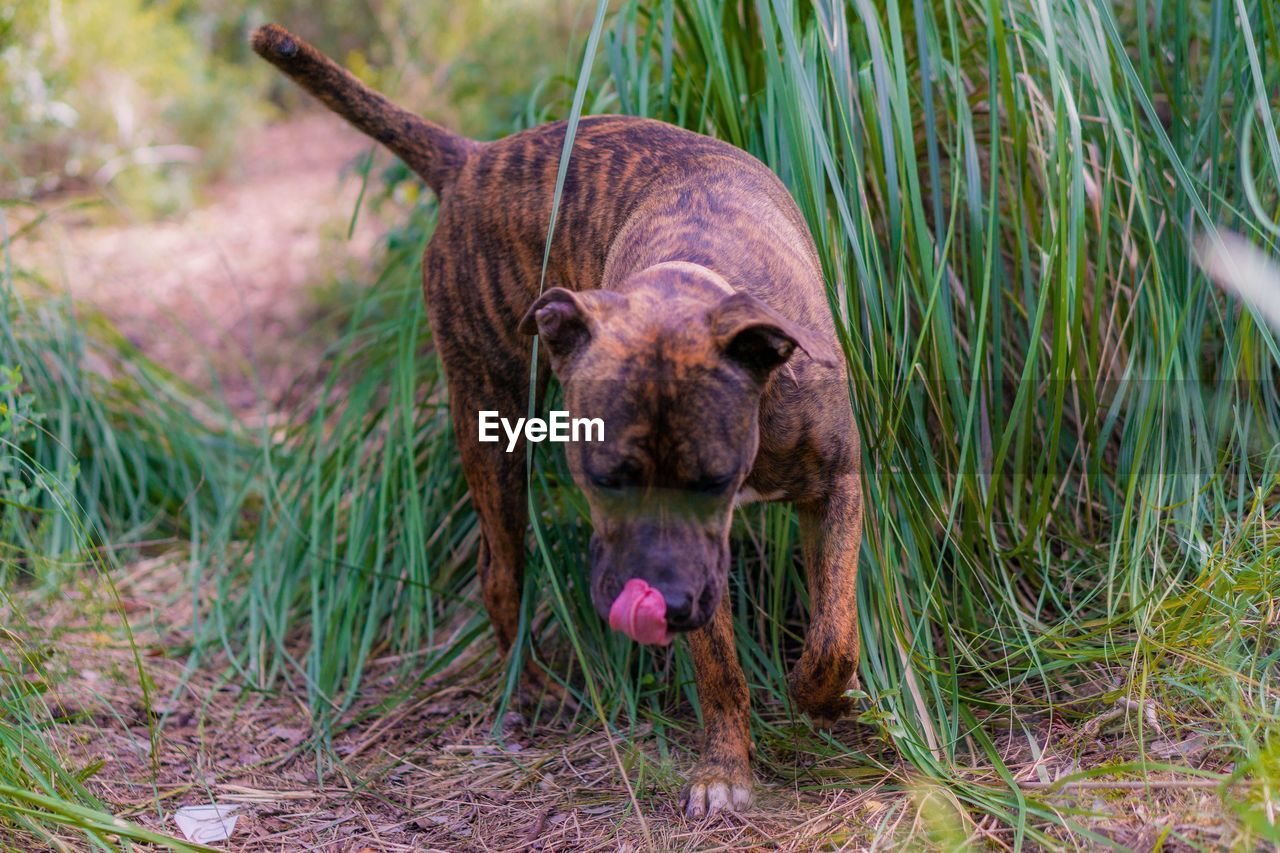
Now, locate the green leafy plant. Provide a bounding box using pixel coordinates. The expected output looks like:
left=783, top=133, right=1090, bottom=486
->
left=0, top=365, right=62, bottom=570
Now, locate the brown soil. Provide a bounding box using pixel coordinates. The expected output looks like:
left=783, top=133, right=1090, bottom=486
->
left=27, top=559, right=897, bottom=851
left=22, top=556, right=1243, bottom=851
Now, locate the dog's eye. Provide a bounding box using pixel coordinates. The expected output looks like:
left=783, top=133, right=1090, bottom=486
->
left=590, top=461, right=640, bottom=491
left=692, top=472, right=736, bottom=494
left=591, top=473, right=622, bottom=490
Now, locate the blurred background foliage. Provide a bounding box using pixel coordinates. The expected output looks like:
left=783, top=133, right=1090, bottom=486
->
left=0, top=0, right=590, bottom=217
left=0, top=0, right=253, bottom=214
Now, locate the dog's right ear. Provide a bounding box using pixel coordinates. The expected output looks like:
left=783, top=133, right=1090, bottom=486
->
left=518, top=288, right=594, bottom=370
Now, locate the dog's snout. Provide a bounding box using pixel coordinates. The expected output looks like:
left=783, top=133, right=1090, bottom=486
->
left=663, top=588, right=695, bottom=627
left=654, top=578, right=716, bottom=631
left=588, top=525, right=728, bottom=634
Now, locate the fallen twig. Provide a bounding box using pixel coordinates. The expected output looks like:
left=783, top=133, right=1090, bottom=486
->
left=1021, top=778, right=1226, bottom=791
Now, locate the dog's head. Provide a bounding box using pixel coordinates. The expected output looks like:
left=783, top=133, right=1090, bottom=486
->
left=518, top=263, right=836, bottom=643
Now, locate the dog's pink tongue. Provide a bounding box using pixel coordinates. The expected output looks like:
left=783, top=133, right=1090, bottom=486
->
left=608, top=579, right=670, bottom=646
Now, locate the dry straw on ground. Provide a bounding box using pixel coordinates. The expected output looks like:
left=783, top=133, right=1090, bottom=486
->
left=16, top=551, right=1244, bottom=851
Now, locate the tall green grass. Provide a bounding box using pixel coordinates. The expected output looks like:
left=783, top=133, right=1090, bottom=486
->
left=193, top=206, right=483, bottom=722
left=0, top=270, right=215, bottom=847
left=1, top=215, right=243, bottom=568
left=0, top=199, right=238, bottom=847
left=589, top=0, right=1280, bottom=840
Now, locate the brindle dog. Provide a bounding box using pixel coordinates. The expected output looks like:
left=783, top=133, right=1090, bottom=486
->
left=253, top=24, right=862, bottom=817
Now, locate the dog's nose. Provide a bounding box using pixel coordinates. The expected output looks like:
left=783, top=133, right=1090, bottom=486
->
left=662, top=588, right=695, bottom=628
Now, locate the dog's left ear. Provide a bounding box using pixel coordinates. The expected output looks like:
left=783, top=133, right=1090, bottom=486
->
left=710, top=292, right=840, bottom=376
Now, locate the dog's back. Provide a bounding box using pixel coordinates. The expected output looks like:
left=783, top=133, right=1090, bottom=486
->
left=252, top=25, right=818, bottom=300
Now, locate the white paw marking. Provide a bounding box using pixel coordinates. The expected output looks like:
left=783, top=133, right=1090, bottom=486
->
left=683, top=779, right=752, bottom=818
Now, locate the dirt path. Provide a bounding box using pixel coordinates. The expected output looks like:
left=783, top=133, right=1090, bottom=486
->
left=32, top=558, right=889, bottom=851
left=15, top=115, right=387, bottom=411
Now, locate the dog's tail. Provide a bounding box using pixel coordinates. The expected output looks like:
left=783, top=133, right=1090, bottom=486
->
left=252, top=24, right=472, bottom=193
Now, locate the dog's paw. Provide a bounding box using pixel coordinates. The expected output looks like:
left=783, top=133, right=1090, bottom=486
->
left=679, top=760, right=753, bottom=819
left=795, top=692, right=855, bottom=729
left=788, top=655, right=859, bottom=727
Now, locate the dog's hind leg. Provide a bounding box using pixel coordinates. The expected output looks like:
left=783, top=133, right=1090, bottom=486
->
left=788, top=473, right=863, bottom=725
left=423, top=239, right=568, bottom=712
left=681, top=596, right=753, bottom=817
left=442, top=355, right=576, bottom=711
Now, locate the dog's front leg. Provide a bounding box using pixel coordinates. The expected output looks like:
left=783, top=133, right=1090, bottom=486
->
left=680, top=596, right=753, bottom=817
left=788, top=473, right=863, bottom=725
